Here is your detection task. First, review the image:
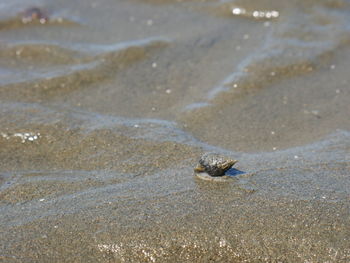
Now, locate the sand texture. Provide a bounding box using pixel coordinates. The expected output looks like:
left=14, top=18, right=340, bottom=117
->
left=0, top=0, right=350, bottom=262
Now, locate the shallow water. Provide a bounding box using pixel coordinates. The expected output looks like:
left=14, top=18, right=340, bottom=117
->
left=0, top=0, right=350, bottom=262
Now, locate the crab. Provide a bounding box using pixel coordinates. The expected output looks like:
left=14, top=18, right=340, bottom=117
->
left=194, top=152, right=237, bottom=177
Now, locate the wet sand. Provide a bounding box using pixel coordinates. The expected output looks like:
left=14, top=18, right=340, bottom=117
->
left=0, top=0, right=350, bottom=262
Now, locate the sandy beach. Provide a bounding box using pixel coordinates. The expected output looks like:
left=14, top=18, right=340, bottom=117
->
left=0, top=0, right=350, bottom=262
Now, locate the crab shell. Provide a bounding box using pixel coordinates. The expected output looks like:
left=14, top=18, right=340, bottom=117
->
left=194, top=153, right=237, bottom=177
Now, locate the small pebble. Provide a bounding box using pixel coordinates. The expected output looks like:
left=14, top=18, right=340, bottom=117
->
left=21, top=7, right=49, bottom=24
left=232, top=8, right=245, bottom=15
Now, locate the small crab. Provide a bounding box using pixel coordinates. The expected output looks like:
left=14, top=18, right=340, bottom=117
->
left=194, top=152, right=237, bottom=177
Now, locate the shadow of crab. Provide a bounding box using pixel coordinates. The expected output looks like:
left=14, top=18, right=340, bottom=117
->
left=225, top=168, right=245, bottom=177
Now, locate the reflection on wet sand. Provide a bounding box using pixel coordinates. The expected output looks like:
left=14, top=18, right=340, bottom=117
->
left=0, top=0, right=350, bottom=262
